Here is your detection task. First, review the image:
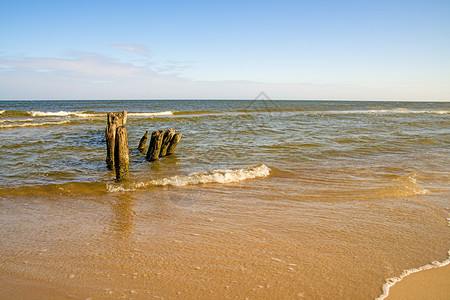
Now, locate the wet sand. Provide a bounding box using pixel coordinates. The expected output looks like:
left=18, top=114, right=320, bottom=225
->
left=386, top=264, right=450, bottom=300
left=1, top=184, right=449, bottom=300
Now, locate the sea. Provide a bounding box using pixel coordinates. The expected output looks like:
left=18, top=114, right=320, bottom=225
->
left=0, top=100, right=449, bottom=299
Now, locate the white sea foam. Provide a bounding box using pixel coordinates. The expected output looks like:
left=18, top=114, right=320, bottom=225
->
left=107, top=164, right=270, bottom=192
left=27, top=110, right=174, bottom=118
left=28, top=110, right=99, bottom=118
left=127, top=111, right=174, bottom=116
left=0, top=118, right=34, bottom=124
left=376, top=249, right=450, bottom=300
left=0, top=120, right=71, bottom=129
left=0, top=110, right=5, bottom=115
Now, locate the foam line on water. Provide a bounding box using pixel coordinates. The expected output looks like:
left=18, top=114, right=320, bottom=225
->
left=27, top=110, right=174, bottom=118
left=127, top=111, right=174, bottom=116
left=0, top=120, right=71, bottom=129
left=375, top=249, right=450, bottom=300
left=28, top=110, right=99, bottom=117
left=0, top=118, right=34, bottom=123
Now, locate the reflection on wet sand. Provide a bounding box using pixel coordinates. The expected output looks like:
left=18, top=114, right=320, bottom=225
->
left=110, top=195, right=135, bottom=237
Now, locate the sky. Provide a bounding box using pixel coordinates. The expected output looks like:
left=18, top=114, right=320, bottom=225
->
left=0, top=0, right=449, bottom=100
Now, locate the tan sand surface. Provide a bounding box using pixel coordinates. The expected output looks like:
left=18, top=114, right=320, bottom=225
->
left=386, top=264, right=450, bottom=300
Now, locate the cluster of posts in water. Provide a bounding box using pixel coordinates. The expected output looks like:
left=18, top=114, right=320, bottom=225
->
left=105, top=111, right=182, bottom=180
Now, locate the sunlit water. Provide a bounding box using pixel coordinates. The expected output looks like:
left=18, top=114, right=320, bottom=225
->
left=0, top=100, right=449, bottom=299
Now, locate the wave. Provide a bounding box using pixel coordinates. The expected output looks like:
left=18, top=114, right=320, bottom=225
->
left=0, top=120, right=71, bottom=129
left=0, top=110, right=30, bottom=118
left=376, top=249, right=450, bottom=300
left=394, top=173, right=429, bottom=197
left=0, top=118, right=34, bottom=124
left=366, top=173, right=430, bottom=199
left=171, top=108, right=449, bottom=118
left=28, top=110, right=100, bottom=118
left=107, top=164, right=271, bottom=192
left=127, top=111, right=174, bottom=116
left=27, top=110, right=174, bottom=118
left=2, top=108, right=446, bottom=120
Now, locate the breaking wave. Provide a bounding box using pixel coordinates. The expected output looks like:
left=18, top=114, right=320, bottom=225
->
left=28, top=110, right=99, bottom=117
left=107, top=164, right=271, bottom=192
left=26, top=110, right=174, bottom=118
left=127, top=111, right=174, bottom=116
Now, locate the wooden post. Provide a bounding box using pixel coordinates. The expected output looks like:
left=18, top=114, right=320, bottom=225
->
left=105, top=111, right=127, bottom=169
left=146, top=130, right=164, bottom=161
left=159, top=128, right=175, bottom=157
left=114, top=126, right=129, bottom=180
left=137, top=131, right=149, bottom=153
left=166, top=133, right=182, bottom=155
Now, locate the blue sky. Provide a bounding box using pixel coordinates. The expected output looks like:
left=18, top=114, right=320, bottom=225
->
left=1, top=0, right=449, bottom=100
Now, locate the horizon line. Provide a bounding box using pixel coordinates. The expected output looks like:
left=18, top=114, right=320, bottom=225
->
left=1, top=99, right=449, bottom=102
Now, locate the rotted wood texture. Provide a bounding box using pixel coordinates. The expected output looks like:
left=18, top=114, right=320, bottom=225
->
left=146, top=130, right=164, bottom=161
left=159, top=128, right=176, bottom=157
left=166, top=133, right=182, bottom=155
left=105, top=111, right=127, bottom=169
left=137, top=131, right=149, bottom=152
left=114, top=126, right=129, bottom=180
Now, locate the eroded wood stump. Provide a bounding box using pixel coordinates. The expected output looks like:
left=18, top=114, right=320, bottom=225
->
left=137, top=131, right=149, bottom=153
left=105, top=111, right=127, bottom=169
left=114, top=126, right=129, bottom=180
left=166, top=133, right=182, bottom=155
left=159, top=128, right=176, bottom=157
left=146, top=130, right=164, bottom=161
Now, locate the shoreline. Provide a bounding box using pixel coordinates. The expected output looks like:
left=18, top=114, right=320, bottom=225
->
left=377, top=250, right=450, bottom=300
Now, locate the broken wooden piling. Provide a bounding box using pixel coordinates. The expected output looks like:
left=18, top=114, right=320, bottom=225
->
left=166, top=133, right=182, bottom=155
left=137, top=131, right=148, bottom=152
left=114, top=126, right=129, bottom=180
left=159, top=128, right=176, bottom=157
left=105, top=111, right=127, bottom=169
left=146, top=130, right=164, bottom=161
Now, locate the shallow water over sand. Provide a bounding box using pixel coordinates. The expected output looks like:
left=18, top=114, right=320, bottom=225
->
left=0, top=100, right=449, bottom=299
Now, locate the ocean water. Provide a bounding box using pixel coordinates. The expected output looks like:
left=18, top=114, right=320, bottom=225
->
left=0, top=100, right=449, bottom=299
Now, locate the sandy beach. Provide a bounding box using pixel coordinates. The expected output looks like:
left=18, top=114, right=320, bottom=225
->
left=1, top=100, right=449, bottom=299
left=386, top=264, right=450, bottom=300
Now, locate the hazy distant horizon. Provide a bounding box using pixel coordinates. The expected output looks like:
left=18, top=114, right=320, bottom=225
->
left=0, top=98, right=449, bottom=102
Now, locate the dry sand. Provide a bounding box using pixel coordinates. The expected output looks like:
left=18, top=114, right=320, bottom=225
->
left=386, top=264, right=450, bottom=300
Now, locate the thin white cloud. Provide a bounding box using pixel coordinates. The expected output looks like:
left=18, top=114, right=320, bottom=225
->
left=0, top=53, right=145, bottom=78
left=0, top=53, right=448, bottom=100
left=111, top=44, right=150, bottom=56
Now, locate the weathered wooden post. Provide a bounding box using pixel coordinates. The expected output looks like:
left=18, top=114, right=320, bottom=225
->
left=146, top=130, right=164, bottom=161
left=105, top=111, right=127, bottom=169
left=137, top=131, right=148, bottom=152
left=159, top=128, right=175, bottom=157
left=114, top=126, right=129, bottom=180
left=166, top=133, right=182, bottom=155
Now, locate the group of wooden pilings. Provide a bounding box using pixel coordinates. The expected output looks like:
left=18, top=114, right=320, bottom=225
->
left=139, top=128, right=182, bottom=161
left=105, top=111, right=182, bottom=181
